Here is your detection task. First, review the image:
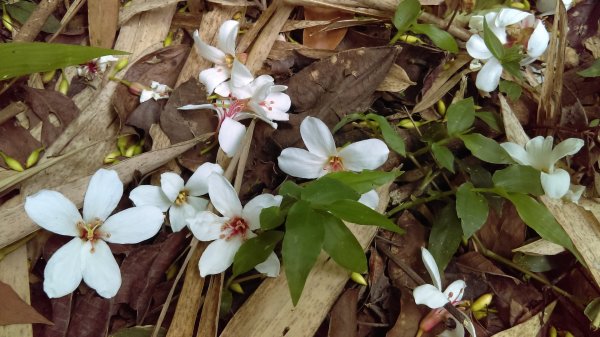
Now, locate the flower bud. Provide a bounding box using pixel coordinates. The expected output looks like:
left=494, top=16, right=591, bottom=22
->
left=103, top=150, right=121, bottom=164
left=2, top=5, right=13, bottom=32
left=548, top=326, right=557, bottom=337
left=132, top=144, right=143, bottom=156
left=58, top=75, right=69, bottom=95
left=350, top=272, right=367, bottom=286
left=124, top=145, right=136, bottom=158
left=113, top=58, right=129, bottom=73
left=26, top=147, right=44, bottom=168
left=473, top=310, right=487, bottom=320
left=399, top=34, right=422, bottom=44
left=164, top=31, right=173, bottom=47
left=397, top=119, right=422, bottom=128
left=564, top=331, right=574, bottom=337
left=127, top=81, right=148, bottom=96
left=117, top=135, right=134, bottom=155
left=0, top=152, right=24, bottom=172
left=471, top=293, right=493, bottom=312
left=229, top=282, right=244, bottom=294
left=436, top=99, right=447, bottom=116
left=42, top=69, right=56, bottom=83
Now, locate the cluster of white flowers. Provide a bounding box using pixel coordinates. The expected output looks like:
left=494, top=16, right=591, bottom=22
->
left=76, top=55, right=119, bottom=79
left=179, top=20, right=291, bottom=157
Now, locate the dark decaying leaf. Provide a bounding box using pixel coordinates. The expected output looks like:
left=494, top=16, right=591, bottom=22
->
left=42, top=294, right=73, bottom=337
left=0, top=281, right=52, bottom=325
left=66, top=292, right=111, bottom=337
left=328, top=288, right=359, bottom=337
left=567, top=0, right=600, bottom=50
left=302, top=7, right=353, bottom=50
left=112, top=45, right=190, bottom=128
left=114, top=231, right=187, bottom=323
left=385, top=288, right=421, bottom=337
left=0, top=119, right=42, bottom=169
left=22, top=86, right=79, bottom=147
left=478, top=201, right=526, bottom=258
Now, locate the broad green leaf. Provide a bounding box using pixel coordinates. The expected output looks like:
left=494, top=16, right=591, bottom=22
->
left=492, top=165, right=544, bottom=195
left=321, top=212, right=367, bottom=273
left=260, top=206, right=286, bottom=230
left=0, top=42, right=128, bottom=80
left=325, top=169, right=400, bottom=194
left=367, top=113, right=406, bottom=156
left=446, top=97, right=475, bottom=135
left=279, top=180, right=302, bottom=198
left=456, top=182, right=489, bottom=238
left=506, top=193, right=578, bottom=259
left=513, top=252, right=560, bottom=273
left=578, top=59, right=600, bottom=77
left=282, top=201, right=325, bottom=305
left=392, top=0, right=421, bottom=34
left=503, top=45, right=524, bottom=63
left=301, top=177, right=359, bottom=205
left=499, top=80, right=522, bottom=101
left=474, top=110, right=502, bottom=132
left=323, top=199, right=403, bottom=234
left=462, top=163, right=494, bottom=188
left=431, top=143, right=455, bottom=173
left=233, top=231, right=284, bottom=278
left=459, top=133, right=513, bottom=164
left=483, top=19, right=505, bottom=61
left=502, top=60, right=523, bottom=79
left=6, top=1, right=60, bottom=33
left=411, top=23, right=458, bottom=53
left=428, top=202, right=462, bottom=271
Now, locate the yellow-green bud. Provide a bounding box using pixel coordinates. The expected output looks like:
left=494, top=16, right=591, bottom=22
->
left=132, top=144, right=143, bottom=156
left=229, top=282, right=244, bottom=294
left=26, top=147, right=44, bottom=168
left=117, top=135, right=133, bottom=155
left=42, top=69, right=56, bottom=83
left=350, top=272, right=367, bottom=286
left=233, top=11, right=243, bottom=20
left=0, top=152, right=24, bottom=172
left=397, top=119, right=422, bottom=128
left=124, top=145, right=136, bottom=158
left=2, top=5, right=13, bottom=32
left=58, top=75, right=69, bottom=95
left=509, top=2, right=527, bottom=9
left=473, top=310, right=487, bottom=320
left=113, top=58, right=129, bottom=73
left=436, top=99, right=447, bottom=116
left=122, top=0, right=132, bottom=7
left=103, top=150, right=121, bottom=164
left=399, top=34, right=422, bottom=44
left=471, top=293, right=493, bottom=312
left=564, top=332, right=574, bottom=337
left=164, top=31, right=173, bottom=47
left=548, top=326, right=557, bottom=337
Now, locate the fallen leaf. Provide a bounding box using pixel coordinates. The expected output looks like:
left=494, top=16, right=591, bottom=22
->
left=42, top=294, right=73, bottom=337
left=478, top=202, right=526, bottom=258
left=109, top=325, right=167, bottom=337
left=88, top=0, right=119, bottom=48
left=0, top=119, right=42, bottom=170
left=303, top=7, right=353, bottom=50
left=66, top=292, right=110, bottom=337
left=385, top=288, right=421, bottom=337
left=328, top=288, right=359, bottom=337
left=491, top=301, right=556, bottom=337
left=376, top=64, right=416, bottom=93
left=512, top=239, right=565, bottom=256
left=0, top=280, right=52, bottom=325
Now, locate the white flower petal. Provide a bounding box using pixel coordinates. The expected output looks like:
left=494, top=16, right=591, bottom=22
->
left=468, top=15, right=484, bottom=31
left=338, top=139, right=389, bottom=171
left=421, top=247, right=442, bottom=290
left=500, top=142, right=530, bottom=165
left=81, top=240, right=121, bottom=298
left=25, top=190, right=81, bottom=237
left=198, top=237, right=243, bottom=277
left=169, top=203, right=197, bottom=232
left=129, top=185, right=172, bottom=211
left=217, top=20, right=239, bottom=56
left=193, top=30, right=226, bottom=64
left=255, top=252, right=280, bottom=277
left=219, top=117, right=246, bottom=157
left=188, top=211, right=227, bottom=241
left=466, top=35, right=493, bottom=60
left=550, top=138, right=584, bottom=165
left=200, top=66, right=230, bottom=95
left=300, top=117, right=337, bottom=158
left=160, top=172, right=185, bottom=203
left=83, top=169, right=123, bottom=223
left=186, top=163, right=224, bottom=196
left=231, top=60, right=254, bottom=89
left=444, top=280, right=466, bottom=303
left=264, top=92, right=291, bottom=120
left=484, top=12, right=507, bottom=43
left=178, top=103, right=218, bottom=111
left=208, top=173, right=243, bottom=217
left=43, top=238, right=84, bottom=298
left=496, top=8, right=532, bottom=27
left=476, top=57, right=503, bottom=92
left=413, top=284, right=449, bottom=309
left=525, top=136, right=554, bottom=171
left=139, top=90, right=153, bottom=103
left=527, top=21, right=550, bottom=59
left=541, top=169, right=571, bottom=199
left=242, top=194, right=283, bottom=230
left=187, top=196, right=209, bottom=213
left=215, top=81, right=233, bottom=97
left=278, top=147, right=327, bottom=179
left=102, top=206, right=164, bottom=244
left=358, top=189, right=379, bottom=210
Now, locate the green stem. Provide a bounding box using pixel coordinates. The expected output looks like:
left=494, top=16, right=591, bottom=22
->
left=200, top=140, right=218, bottom=155
left=386, top=190, right=455, bottom=217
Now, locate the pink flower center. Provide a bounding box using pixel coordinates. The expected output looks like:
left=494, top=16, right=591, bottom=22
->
left=259, top=100, right=276, bottom=111
left=220, top=216, right=250, bottom=241
left=325, top=156, right=344, bottom=172
left=77, top=219, right=109, bottom=252
left=215, top=99, right=249, bottom=129
left=86, top=61, right=99, bottom=74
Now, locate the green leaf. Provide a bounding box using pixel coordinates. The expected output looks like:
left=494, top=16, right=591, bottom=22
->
left=492, top=165, right=544, bottom=196
left=325, top=169, right=401, bottom=194
left=332, top=113, right=366, bottom=134
left=431, top=143, right=455, bottom=173
left=323, top=199, right=403, bottom=234
left=506, top=193, right=578, bottom=258
left=446, top=97, right=475, bottom=135
left=392, top=0, right=421, bottom=34
left=260, top=206, right=286, bottom=230
left=483, top=19, right=505, bottom=61
left=0, top=42, right=128, bottom=80
left=578, top=59, right=600, bottom=77
left=462, top=163, right=494, bottom=188
left=233, top=231, right=284, bottom=278
left=367, top=113, right=406, bottom=156
left=321, top=212, right=367, bottom=273
left=282, top=201, right=325, bottom=305
left=502, top=61, right=523, bottom=80
left=459, top=133, right=513, bottom=164
left=584, top=298, right=600, bottom=329
left=411, top=23, right=458, bottom=53
left=474, top=110, right=502, bottom=132
left=6, top=1, right=60, bottom=33
left=279, top=180, right=302, bottom=198
left=456, top=182, right=489, bottom=238
left=428, top=202, right=462, bottom=271
left=301, top=177, right=360, bottom=206
left=499, top=80, right=522, bottom=101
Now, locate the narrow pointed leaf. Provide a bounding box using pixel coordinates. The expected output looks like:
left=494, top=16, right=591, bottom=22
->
left=323, top=199, right=403, bottom=234
left=431, top=143, right=455, bottom=173
left=446, top=97, right=475, bottom=135
left=411, top=23, right=458, bottom=53
left=233, top=231, right=284, bottom=278
left=321, top=212, right=367, bottom=273
left=301, top=177, right=360, bottom=205
left=325, top=169, right=401, bottom=194
left=459, top=133, right=513, bottom=164
left=260, top=206, right=287, bottom=230
left=367, top=113, right=406, bottom=156
left=392, top=0, right=421, bottom=34
left=428, top=202, right=462, bottom=271
left=483, top=19, right=505, bottom=60
left=492, top=165, right=544, bottom=195
left=456, top=182, right=488, bottom=238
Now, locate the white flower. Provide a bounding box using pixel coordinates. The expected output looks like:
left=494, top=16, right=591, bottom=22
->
left=187, top=173, right=282, bottom=277
left=193, top=20, right=240, bottom=95
left=140, top=81, right=171, bottom=103
left=466, top=8, right=550, bottom=92
left=24, top=169, right=164, bottom=298
left=500, top=136, right=584, bottom=199
left=277, top=117, right=389, bottom=209
left=130, top=163, right=223, bottom=232
left=77, top=55, right=119, bottom=78
left=537, top=0, right=573, bottom=14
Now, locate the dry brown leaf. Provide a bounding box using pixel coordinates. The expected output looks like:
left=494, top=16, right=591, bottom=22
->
left=385, top=288, right=421, bottom=337
left=118, top=0, right=182, bottom=26
left=385, top=212, right=428, bottom=289
left=0, top=281, right=51, bottom=325
left=377, top=64, right=416, bottom=93
left=512, top=239, right=565, bottom=256
left=491, top=301, right=556, bottom=337
left=302, top=7, right=353, bottom=50
left=0, top=120, right=42, bottom=170
left=328, top=289, right=359, bottom=337
left=88, top=0, right=119, bottom=48
left=478, top=202, right=526, bottom=258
